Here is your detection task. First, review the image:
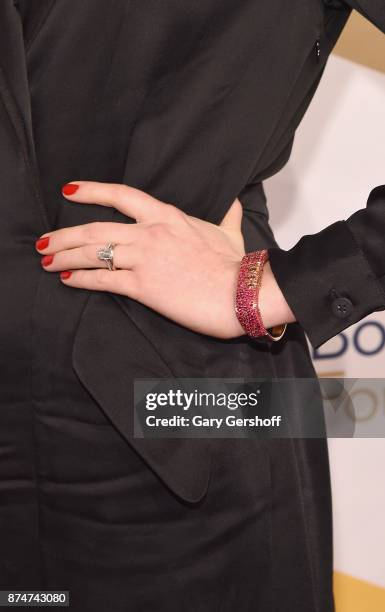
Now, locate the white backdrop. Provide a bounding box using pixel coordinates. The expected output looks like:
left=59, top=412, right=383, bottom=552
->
left=265, top=53, right=385, bottom=599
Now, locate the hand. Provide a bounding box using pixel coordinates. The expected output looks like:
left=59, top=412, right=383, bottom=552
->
left=35, top=181, right=295, bottom=339
left=36, top=181, right=247, bottom=338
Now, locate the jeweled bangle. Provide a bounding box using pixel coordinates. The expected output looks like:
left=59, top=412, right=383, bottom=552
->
left=235, top=249, right=287, bottom=342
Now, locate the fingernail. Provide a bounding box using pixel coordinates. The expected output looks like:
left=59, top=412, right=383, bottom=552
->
left=35, top=236, right=50, bottom=251
left=41, top=254, right=54, bottom=267
left=60, top=271, right=72, bottom=280
left=62, top=183, right=79, bottom=196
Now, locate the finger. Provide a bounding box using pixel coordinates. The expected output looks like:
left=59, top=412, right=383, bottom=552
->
left=59, top=268, right=139, bottom=298
left=41, top=243, right=139, bottom=272
left=220, top=198, right=243, bottom=229
left=35, top=222, right=139, bottom=253
left=62, top=181, right=166, bottom=223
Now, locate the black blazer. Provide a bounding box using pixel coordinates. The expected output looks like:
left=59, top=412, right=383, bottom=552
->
left=0, top=0, right=385, bottom=482
left=3, top=0, right=385, bottom=350
left=0, top=0, right=383, bottom=530
left=1, top=0, right=384, bottom=485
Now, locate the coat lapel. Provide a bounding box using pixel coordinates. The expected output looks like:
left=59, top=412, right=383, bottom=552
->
left=0, top=0, right=50, bottom=232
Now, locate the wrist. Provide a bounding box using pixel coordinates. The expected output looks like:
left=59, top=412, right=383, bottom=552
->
left=258, top=260, right=296, bottom=329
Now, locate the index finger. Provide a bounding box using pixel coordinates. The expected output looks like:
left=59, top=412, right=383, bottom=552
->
left=62, top=181, right=165, bottom=222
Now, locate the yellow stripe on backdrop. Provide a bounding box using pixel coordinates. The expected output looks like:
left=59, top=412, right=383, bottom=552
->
left=334, top=572, right=385, bottom=611
left=333, top=10, right=385, bottom=74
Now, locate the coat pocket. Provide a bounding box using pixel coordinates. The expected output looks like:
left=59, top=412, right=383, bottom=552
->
left=72, top=291, right=211, bottom=504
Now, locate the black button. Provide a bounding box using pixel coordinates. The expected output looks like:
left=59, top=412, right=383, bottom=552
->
left=331, top=297, right=353, bottom=318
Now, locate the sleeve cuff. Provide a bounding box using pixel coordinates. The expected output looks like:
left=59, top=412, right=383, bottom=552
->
left=267, top=220, right=385, bottom=349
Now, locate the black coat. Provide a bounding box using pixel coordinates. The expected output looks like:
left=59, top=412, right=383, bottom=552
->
left=0, top=1, right=384, bottom=610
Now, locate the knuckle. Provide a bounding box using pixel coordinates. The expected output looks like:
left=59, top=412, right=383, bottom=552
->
left=124, top=273, right=139, bottom=300
left=85, top=221, right=102, bottom=242
left=132, top=275, right=145, bottom=300
left=111, top=183, right=129, bottom=203
left=164, top=203, right=183, bottom=220
left=85, top=245, right=97, bottom=264
left=147, top=222, right=167, bottom=240
left=94, top=268, right=108, bottom=287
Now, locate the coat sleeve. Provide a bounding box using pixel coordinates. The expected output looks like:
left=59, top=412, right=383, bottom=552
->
left=267, top=1, right=385, bottom=350
left=341, top=0, right=385, bottom=30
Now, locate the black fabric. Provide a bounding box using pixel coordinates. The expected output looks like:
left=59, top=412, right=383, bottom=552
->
left=343, top=0, right=385, bottom=30
left=15, top=0, right=55, bottom=50
left=268, top=213, right=385, bottom=349
left=267, top=0, right=385, bottom=348
left=0, top=0, right=383, bottom=609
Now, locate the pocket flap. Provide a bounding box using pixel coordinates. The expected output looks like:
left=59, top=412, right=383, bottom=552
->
left=72, top=292, right=211, bottom=504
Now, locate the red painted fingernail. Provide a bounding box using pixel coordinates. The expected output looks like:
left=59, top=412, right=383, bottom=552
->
left=41, top=254, right=54, bottom=267
left=60, top=271, right=72, bottom=280
left=62, top=183, right=79, bottom=196
left=35, top=236, right=50, bottom=251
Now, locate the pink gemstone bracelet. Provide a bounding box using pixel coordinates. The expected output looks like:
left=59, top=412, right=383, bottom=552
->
left=235, top=249, right=287, bottom=341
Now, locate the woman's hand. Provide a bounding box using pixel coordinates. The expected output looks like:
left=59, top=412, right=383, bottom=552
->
left=35, top=181, right=295, bottom=339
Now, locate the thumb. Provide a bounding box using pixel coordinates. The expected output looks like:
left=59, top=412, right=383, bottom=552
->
left=220, top=198, right=243, bottom=229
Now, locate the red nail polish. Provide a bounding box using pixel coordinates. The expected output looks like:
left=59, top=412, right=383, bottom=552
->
left=41, top=254, right=54, bottom=267
left=60, top=271, right=72, bottom=280
left=62, top=183, right=79, bottom=196
left=36, top=236, right=50, bottom=251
